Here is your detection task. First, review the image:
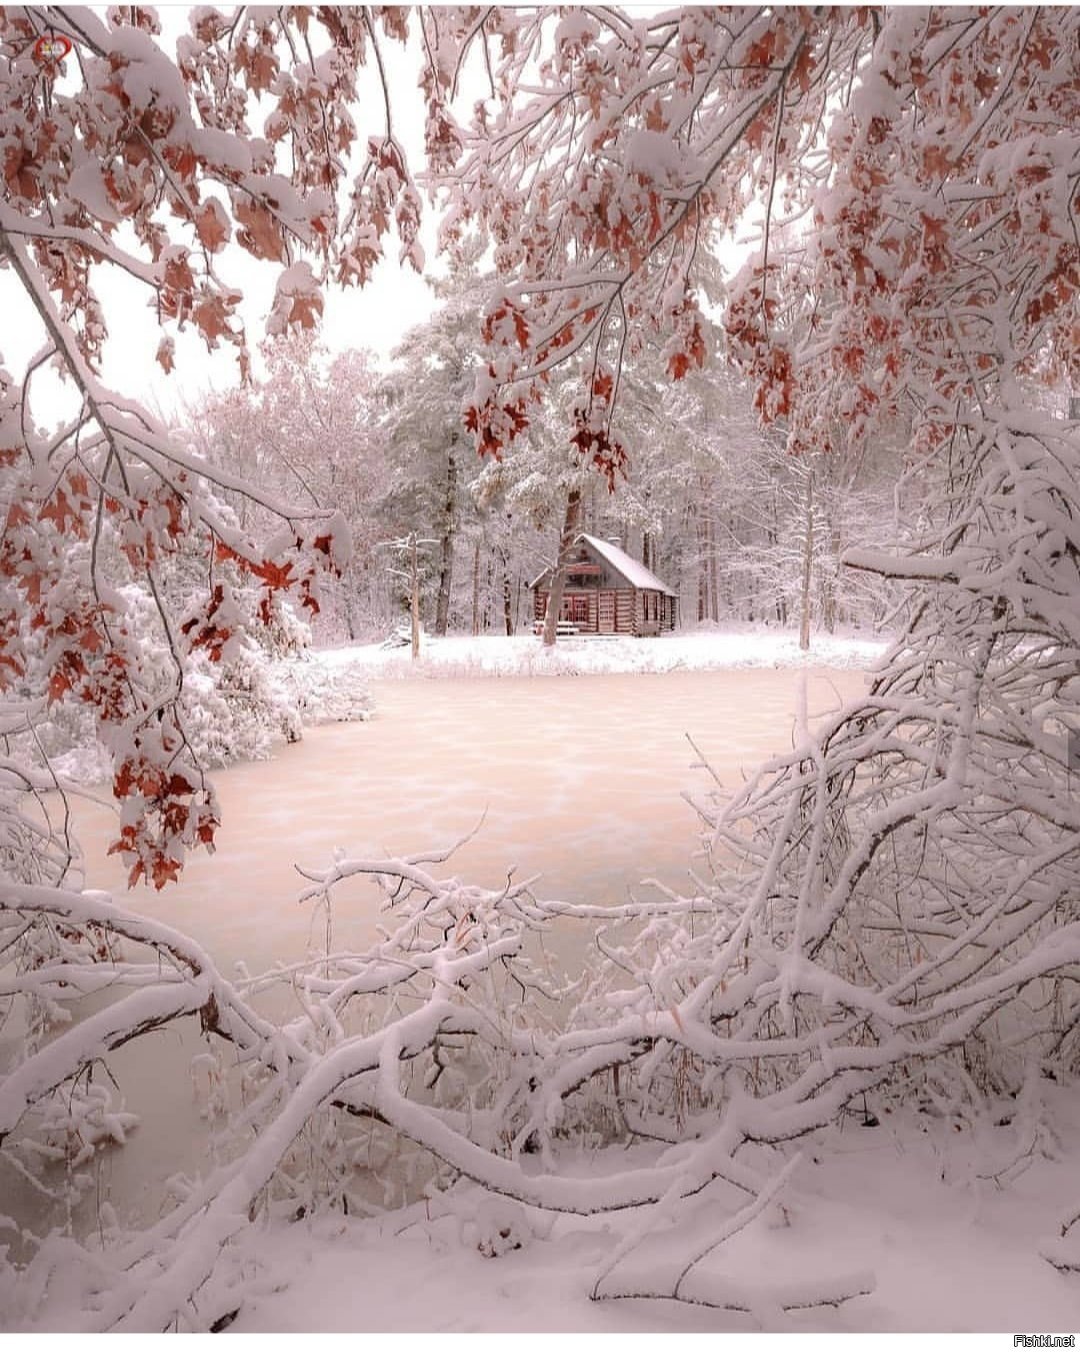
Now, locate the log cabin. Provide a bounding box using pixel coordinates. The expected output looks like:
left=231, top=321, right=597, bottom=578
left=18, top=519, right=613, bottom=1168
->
left=530, top=534, right=678, bottom=636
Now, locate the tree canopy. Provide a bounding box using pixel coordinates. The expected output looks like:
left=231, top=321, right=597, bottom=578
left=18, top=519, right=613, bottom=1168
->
left=1, top=5, right=1078, bottom=1330
left=2, top=8, right=1075, bottom=876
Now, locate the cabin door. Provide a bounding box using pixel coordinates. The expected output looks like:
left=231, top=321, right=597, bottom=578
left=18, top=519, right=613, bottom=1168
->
left=598, top=590, right=616, bottom=633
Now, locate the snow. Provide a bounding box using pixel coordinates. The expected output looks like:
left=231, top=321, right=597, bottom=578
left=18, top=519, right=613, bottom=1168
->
left=581, top=534, right=680, bottom=596
left=5, top=630, right=1080, bottom=1335
left=46, top=744, right=113, bottom=785
left=66, top=161, right=122, bottom=228
left=267, top=259, right=324, bottom=335
left=312, top=626, right=888, bottom=680
left=532, top=534, right=681, bottom=596
left=188, top=125, right=254, bottom=175
left=111, top=1087, right=1080, bottom=1334
left=8, top=1088, right=1079, bottom=1333
left=624, top=129, right=698, bottom=187
left=20, top=649, right=373, bottom=789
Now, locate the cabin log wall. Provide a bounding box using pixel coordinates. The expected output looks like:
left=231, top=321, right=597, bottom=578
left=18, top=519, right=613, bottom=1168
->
left=532, top=538, right=678, bottom=636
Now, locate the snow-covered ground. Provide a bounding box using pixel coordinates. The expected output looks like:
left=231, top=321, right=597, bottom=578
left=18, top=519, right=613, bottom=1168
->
left=8, top=628, right=1078, bottom=1337
left=233, top=1095, right=1080, bottom=1335
left=9, top=1089, right=1078, bottom=1334
left=313, top=625, right=890, bottom=679
left=40, top=628, right=890, bottom=788
left=34, top=1088, right=1068, bottom=1335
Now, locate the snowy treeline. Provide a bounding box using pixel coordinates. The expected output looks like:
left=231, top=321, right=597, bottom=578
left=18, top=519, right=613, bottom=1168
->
left=1, top=3, right=1078, bottom=1331
left=188, top=307, right=901, bottom=644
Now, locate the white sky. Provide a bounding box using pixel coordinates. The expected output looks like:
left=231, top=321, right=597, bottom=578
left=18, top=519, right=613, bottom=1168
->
left=4, top=6, right=760, bottom=431
left=2, top=6, right=442, bottom=426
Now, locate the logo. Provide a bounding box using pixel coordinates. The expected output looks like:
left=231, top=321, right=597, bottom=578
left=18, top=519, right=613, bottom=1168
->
left=33, top=33, right=73, bottom=66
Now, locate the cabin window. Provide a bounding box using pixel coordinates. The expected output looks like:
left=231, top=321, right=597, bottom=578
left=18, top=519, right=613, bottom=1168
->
left=561, top=594, right=588, bottom=624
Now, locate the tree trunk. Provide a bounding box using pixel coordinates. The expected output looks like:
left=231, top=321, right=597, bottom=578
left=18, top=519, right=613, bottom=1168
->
left=698, top=511, right=719, bottom=623
left=542, top=487, right=582, bottom=647
left=708, top=515, right=720, bottom=623
left=410, top=532, right=421, bottom=660
left=502, top=558, right=514, bottom=635
left=823, top=505, right=841, bottom=634
left=435, top=449, right=457, bottom=636
left=766, top=486, right=784, bottom=624
left=799, top=466, right=815, bottom=651
left=482, top=556, right=494, bottom=633
left=471, top=539, right=481, bottom=637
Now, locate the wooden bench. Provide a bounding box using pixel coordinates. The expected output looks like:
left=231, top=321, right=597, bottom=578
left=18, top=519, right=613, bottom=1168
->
left=532, top=620, right=580, bottom=637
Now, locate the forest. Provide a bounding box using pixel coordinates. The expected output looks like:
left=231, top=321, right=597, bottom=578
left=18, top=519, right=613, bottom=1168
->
left=0, top=4, right=1078, bottom=1333
left=187, top=279, right=899, bottom=649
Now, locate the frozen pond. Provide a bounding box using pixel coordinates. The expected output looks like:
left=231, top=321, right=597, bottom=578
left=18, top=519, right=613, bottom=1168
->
left=68, top=667, right=871, bottom=969
left=10, top=665, right=873, bottom=1242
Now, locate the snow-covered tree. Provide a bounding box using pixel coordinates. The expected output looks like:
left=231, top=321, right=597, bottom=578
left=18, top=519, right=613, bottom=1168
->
left=189, top=332, right=387, bottom=639
left=378, top=255, right=491, bottom=636
left=2, top=5, right=1078, bottom=1329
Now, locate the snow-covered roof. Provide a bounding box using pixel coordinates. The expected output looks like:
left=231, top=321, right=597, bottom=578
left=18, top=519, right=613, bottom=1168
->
left=530, top=534, right=677, bottom=595
left=580, top=535, right=677, bottom=596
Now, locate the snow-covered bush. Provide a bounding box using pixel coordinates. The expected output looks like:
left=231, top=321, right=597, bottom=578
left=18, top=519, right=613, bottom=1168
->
left=267, top=653, right=374, bottom=728
left=179, top=647, right=298, bottom=768
left=3, top=584, right=371, bottom=784
left=1, top=0, right=1078, bottom=1333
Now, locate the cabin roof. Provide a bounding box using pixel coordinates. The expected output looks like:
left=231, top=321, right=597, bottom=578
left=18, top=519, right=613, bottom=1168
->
left=530, top=533, right=677, bottom=596
left=582, top=534, right=677, bottom=596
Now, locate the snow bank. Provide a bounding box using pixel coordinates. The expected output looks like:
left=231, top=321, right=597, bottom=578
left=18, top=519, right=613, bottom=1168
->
left=30, top=631, right=882, bottom=789
left=313, top=628, right=890, bottom=681
left=20, top=651, right=373, bottom=788
left=224, top=1087, right=1080, bottom=1334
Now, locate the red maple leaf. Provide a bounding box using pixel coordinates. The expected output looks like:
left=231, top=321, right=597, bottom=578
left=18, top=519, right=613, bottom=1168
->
left=163, top=253, right=195, bottom=295
left=80, top=624, right=103, bottom=653
left=4, top=145, right=39, bottom=199
left=39, top=490, right=80, bottom=534
left=0, top=651, right=25, bottom=683
left=252, top=557, right=294, bottom=590
left=920, top=212, right=948, bottom=249
left=48, top=669, right=71, bottom=704
left=194, top=199, right=230, bottom=253
left=192, top=294, right=234, bottom=346
left=286, top=291, right=323, bottom=331
left=107, top=824, right=138, bottom=858
left=235, top=200, right=285, bottom=262
left=161, top=801, right=190, bottom=837
left=922, top=145, right=953, bottom=179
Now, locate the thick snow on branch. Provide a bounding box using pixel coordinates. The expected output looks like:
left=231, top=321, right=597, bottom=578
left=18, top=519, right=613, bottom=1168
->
left=2, top=2, right=1079, bottom=1332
